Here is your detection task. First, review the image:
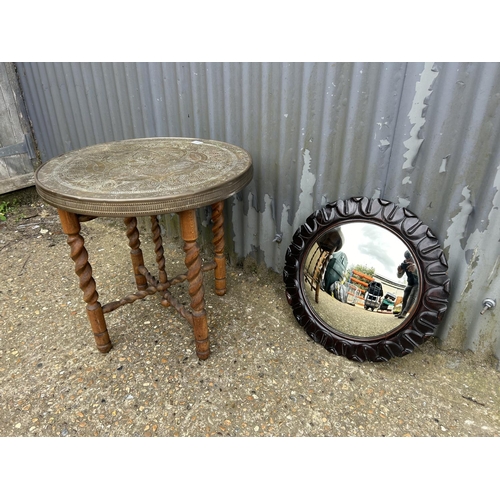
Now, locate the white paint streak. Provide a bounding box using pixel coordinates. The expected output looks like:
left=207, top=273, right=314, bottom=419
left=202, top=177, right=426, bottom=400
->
left=379, top=139, right=391, bottom=153
left=402, top=63, right=439, bottom=173
left=487, top=256, right=500, bottom=285
left=439, top=156, right=449, bottom=173
left=440, top=166, right=500, bottom=352
left=443, top=185, right=474, bottom=303
left=462, top=165, right=500, bottom=263
left=292, top=149, right=316, bottom=233
left=460, top=165, right=500, bottom=351
left=232, top=192, right=276, bottom=266
left=278, top=148, right=317, bottom=269
left=231, top=148, right=317, bottom=272
left=444, top=186, right=473, bottom=254
left=397, top=197, right=411, bottom=208
left=402, top=176, right=412, bottom=185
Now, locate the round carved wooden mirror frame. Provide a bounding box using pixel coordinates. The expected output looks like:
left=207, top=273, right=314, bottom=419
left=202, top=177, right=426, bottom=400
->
left=283, top=197, right=450, bottom=362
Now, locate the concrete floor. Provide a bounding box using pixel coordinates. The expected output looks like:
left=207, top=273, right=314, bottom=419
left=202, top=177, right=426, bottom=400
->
left=1, top=195, right=499, bottom=437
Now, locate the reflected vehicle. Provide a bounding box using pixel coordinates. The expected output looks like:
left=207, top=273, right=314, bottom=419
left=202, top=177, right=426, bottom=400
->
left=378, top=292, right=396, bottom=312
left=364, top=281, right=383, bottom=311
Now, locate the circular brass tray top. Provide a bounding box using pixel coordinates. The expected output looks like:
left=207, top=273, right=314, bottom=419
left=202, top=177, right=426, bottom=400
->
left=35, top=137, right=253, bottom=216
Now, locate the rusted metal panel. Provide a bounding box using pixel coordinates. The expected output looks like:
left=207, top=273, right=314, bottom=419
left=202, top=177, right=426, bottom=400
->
left=14, top=62, right=500, bottom=361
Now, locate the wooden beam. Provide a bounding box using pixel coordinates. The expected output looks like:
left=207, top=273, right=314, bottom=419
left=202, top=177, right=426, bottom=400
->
left=0, top=172, right=35, bottom=195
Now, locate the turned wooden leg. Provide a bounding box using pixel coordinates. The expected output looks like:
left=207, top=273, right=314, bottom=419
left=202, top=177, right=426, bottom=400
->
left=211, top=201, right=226, bottom=296
left=316, top=255, right=329, bottom=304
left=179, top=209, right=210, bottom=360
left=151, top=215, right=167, bottom=284
left=57, top=209, right=112, bottom=353
left=124, top=217, right=147, bottom=291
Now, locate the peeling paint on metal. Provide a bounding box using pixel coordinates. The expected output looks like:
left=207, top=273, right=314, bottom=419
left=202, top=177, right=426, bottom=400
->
left=401, top=62, right=439, bottom=174
left=487, top=256, right=500, bottom=286
left=378, top=139, right=390, bottom=152
left=439, top=155, right=450, bottom=173
left=461, top=165, right=500, bottom=271
left=232, top=147, right=319, bottom=271
left=440, top=164, right=500, bottom=354
left=292, top=148, right=316, bottom=234
left=270, top=148, right=319, bottom=271
left=444, top=186, right=473, bottom=254
left=232, top=192, right=276, bottom=266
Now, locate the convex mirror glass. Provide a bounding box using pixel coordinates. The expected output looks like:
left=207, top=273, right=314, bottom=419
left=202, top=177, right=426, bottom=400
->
left=283, top=197, right=449, bottom=362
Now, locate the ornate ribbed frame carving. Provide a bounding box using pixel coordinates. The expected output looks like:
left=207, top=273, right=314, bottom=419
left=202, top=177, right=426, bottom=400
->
left=283, top=197, right=450, bottom=362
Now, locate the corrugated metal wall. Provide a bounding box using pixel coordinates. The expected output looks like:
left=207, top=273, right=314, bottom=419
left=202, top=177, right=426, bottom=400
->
left=0, top=63, right=38, bottom=194
left=15, top=62, right=500, bottom=362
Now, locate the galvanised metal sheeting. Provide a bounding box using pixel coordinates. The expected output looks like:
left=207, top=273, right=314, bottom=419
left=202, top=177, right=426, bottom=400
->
left=15, top=62, right=500, bottom=362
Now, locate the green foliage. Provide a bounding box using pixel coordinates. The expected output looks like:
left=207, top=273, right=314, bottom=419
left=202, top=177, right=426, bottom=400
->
left=347, top=264, right=376, bottom=278
left=0, top=201, right=11, bottom=221
left=354, top=264, right=375, bottom=277
left=347, top=264, right=376, bottom=288
left=0, top=200, right=17, bottom=221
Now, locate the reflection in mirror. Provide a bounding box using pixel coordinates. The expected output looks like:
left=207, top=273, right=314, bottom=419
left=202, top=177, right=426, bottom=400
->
left=303, top=222, right=420, bottom=339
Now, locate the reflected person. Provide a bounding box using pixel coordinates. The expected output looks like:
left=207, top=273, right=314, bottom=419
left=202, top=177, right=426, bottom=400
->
left=324, top=251, right=348, bottom=295
left=396, top=250, right=418, bottom=319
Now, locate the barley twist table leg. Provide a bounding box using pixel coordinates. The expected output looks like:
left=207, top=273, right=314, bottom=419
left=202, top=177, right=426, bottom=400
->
left=57, top=209, right=112, bottom=353
left=179, top=209, right=209, bottom=360
left=124, top=217, right=148, bottom=291
left=151, top=215, right=168, bottom=284
left=211, top=201, right=227, bottom=296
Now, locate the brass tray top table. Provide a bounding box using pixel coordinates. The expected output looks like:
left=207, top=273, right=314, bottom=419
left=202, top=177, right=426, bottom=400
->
left=35, top=137, right=253, bottom=360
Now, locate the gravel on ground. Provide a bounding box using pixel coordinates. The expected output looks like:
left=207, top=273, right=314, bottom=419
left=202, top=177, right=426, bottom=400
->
left=1, top=194, right=499, bottom=438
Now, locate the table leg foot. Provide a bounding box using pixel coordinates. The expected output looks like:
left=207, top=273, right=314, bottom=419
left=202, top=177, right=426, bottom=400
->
left=87, top=302, right=112, bottom=353
left=58, top=209, right=113, bottom=353
left=193, top=313, right=210, bottom=360
left=179, top=209, right=210, bottom=360
left=211, top=201, right=226, bottom=296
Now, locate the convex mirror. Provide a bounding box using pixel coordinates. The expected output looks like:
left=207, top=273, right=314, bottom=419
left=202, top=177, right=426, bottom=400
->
left=283, top=197, right=449, bottom=362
